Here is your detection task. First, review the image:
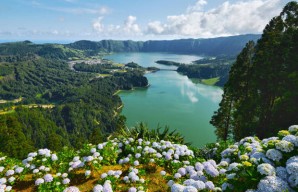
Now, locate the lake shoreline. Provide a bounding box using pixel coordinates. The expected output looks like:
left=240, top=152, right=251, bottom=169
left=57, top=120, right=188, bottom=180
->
left=105, top=52, right=221, bottom=147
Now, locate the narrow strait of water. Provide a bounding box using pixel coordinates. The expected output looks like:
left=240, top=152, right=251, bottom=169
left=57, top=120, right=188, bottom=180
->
left=104, top=52, right=223, bottom=147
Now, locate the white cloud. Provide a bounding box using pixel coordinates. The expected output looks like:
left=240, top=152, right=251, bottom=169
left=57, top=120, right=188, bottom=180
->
left=93, top=17, right=104, bottom=32
left=178, top=73, right=224, bottom=103
left=31, top=1, right=110, bottom=15
left=187, top=0, right=207, bottom=12
left=123, top=16, right=141, bottom=34
left=92, top=16, right=142, bottom=38
left=147, top=21, right=164, bottom=34
left=146, top=0, right=287, bottom=38
left=47, top=7, right=101, bottom=14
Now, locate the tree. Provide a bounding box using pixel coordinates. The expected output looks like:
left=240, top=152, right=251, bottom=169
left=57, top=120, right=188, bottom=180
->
left=211, top=1, right=298, bottom=140
left=211, top=41, right=256, bottom=140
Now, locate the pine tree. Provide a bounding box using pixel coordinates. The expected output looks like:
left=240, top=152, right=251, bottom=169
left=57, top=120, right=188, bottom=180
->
left=211, top=1, right=298, bottom=140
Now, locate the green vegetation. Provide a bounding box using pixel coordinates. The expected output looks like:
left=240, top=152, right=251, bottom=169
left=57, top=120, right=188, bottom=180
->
left=155, top=60, right=183, bottom=66
left=201, top=77, right=220, bottom=86
left=0, top=124, right=297, bottom=191
left=0, top=41, right=148, bottom=159
left=211, top=2, right=298, bottom=140
left=193, top=55, right=236, bottom=65
left=67, top=34, right=260, bottom=56
left=175, top=55, right=235, bottom=87
left=177, top=64, right=230, bottom=87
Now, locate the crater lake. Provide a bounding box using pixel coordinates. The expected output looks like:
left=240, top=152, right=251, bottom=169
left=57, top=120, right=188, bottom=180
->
left=104, top=53, right=223, bottom=146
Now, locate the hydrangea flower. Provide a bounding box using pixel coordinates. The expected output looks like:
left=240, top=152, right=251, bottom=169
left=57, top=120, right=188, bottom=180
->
left=44, top=174, right=53, bottom=182
left=228, top=163, right=241, bottom=171
left=101, top=173, right=107, bottom=179
left=5, top=170, right=14, bottom=177
left=240, top=154, right=249, bottom=161
left=275, top=167, right=288, bottom=181
left=171, top=183, right=185, bottom=192
left=288, top=125, right=298, bottom=133
left=257, top=163, right=275, bottom=176
left=282, top=135, right=298, bottom=147
left=205, top=181, right=215, bottom=190
left=266, top=149, right=283, bottom=161
left=203, top=162, right=219, bottom=177
left=174, top=173, right=182, bottom=179
left=93, top=184, right=103, bottom=192
left=35, top=178, right=44, bottom=186
left=183, top=186, right=198, bottom=192
left=275, top=140, right=294, bottom=152
left=62, top=178, right=70, bottom=185
left=257, top=176, right=291, bottom=192
left=288, top=174, right=298, bottom=187
left=62, top=173, right=68, bottom=178
left=103, top=180, right=113, bottom=191
left=191, top=180, right=205, bottom=190
left=167, top=180, right=175, bottom=187
left=286, top=162, right=298, bottom=176
left=15, top=167, right=24, bottom=174
left=51, top=154, right=58, bottom=161
left=0, top=178, right=7, bottom=185
left=160, top=170, right=166, bottom=176
left=8, top=177, right=15, bottom=183
left=178, top=168, right=187, bottom=176
left=5, top=186, right=12, bottom=191
left=63, top=186, right=80, bottom=192
left=286, top=156, right=298, bottom=165
left=133, top=160, right=139, bottom=166
left=128, top=187, right=137, bottom=192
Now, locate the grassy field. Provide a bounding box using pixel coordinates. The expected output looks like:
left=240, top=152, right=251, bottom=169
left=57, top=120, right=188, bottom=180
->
left=201, top=77, right=220, bottom=86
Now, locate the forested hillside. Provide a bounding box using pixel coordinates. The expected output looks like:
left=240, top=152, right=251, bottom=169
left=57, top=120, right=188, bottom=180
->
left=0, top=42, right=148, bottom=158
left=67, top=34, right=260, bottom=56
left=211, top=2, right=298, bottom=141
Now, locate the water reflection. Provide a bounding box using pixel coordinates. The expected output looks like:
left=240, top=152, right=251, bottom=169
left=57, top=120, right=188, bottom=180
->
left=106, top=52, right=221, bottom=146
left=178, top=74, right=223, bottom=103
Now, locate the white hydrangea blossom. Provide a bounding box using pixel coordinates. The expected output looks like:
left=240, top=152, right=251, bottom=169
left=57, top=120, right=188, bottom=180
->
left=35, top=178, right=44, bottom=186
left=63, top=186, right=80, bottom=192
left=275, top=140, right=294, bottom=152
left=288, top=125, right=298, bottom=133
left=257, top=163, right=276, bottom=176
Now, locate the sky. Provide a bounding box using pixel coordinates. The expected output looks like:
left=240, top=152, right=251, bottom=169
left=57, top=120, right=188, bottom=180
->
left=0, top=0, right=294, bottom=42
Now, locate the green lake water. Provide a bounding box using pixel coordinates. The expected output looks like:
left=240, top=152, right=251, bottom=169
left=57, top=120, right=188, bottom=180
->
left=104, top=53, right=223, bottom=147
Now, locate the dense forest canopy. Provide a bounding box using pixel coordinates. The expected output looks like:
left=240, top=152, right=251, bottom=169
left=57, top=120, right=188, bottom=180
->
left=211, top=1, right=298, bottom=141
left=0, top=42, right=147, bottom=158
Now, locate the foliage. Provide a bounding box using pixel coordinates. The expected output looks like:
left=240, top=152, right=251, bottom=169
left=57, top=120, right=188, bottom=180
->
left=111, top=123, right=188, bottom=145
left=67, top=34, right=260, bottom=56
left=211, top=1, right=298, bottom=140
left=177, top=64, right=231, bottom=86
left=0, top=41, right=149, bottom=159
left=201, top=77, right=220, bottom=86
left=0, top=125, right=297, bottom=191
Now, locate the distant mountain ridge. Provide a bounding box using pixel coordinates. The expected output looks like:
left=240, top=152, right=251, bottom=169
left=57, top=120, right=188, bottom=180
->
left=67, top=34, right=261, bottom=56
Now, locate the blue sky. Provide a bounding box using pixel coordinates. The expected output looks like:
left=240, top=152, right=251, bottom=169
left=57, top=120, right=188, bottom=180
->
left=0, top=0, right=293, bottom=41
